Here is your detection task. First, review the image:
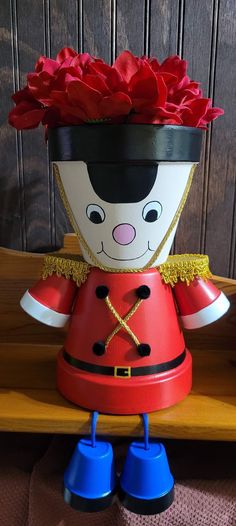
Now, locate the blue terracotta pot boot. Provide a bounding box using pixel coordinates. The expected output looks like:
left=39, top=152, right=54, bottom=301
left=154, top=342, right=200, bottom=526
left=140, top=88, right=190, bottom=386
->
left=64, top=412, right=117, bottom=512
left=119, top=414, right=174, bottom=515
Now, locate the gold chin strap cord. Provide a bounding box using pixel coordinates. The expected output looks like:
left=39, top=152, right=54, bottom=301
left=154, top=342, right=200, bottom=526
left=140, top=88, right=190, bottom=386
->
left=53, top=163, right=196, bottom=273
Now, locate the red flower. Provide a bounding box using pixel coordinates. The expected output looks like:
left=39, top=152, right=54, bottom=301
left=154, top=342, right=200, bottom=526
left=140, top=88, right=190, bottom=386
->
left=8, top=100, right=46, bottom=130
left=8, top=47, right=224, bottom=130
left=114, top=52, right=167, bottom=108
left=159, top=55, right=188, bottom=92
left=179, top=98, right=224, bottom=129
left=8, top=86, right=47, bottom=129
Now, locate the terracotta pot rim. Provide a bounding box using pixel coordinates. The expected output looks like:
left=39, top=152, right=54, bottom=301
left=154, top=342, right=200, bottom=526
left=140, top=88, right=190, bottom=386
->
left=48, top=123, right=203, bottom=163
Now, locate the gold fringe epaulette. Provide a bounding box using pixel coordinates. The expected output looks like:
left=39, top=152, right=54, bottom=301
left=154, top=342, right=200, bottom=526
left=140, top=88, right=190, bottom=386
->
left=42, top=254, right=91, bottom=287
left=41, top=253, right=211, bottom=287
left=158, top=254, right=212, bottom=287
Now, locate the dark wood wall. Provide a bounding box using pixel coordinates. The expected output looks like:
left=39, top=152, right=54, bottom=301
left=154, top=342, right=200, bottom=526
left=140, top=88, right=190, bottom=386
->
left=0, top=0, right=235, bottom=277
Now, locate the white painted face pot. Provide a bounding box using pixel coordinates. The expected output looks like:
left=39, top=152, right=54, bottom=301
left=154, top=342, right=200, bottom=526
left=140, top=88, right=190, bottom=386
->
left=48, top=125, right=202, bottom=269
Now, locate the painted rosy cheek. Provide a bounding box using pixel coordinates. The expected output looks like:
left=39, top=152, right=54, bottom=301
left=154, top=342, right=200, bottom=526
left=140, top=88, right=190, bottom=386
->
left=112, top=223, right=136, bottom=245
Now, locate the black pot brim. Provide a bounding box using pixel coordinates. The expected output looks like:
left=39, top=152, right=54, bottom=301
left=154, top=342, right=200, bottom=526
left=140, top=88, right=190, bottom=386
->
left=48, top=124, right=203, bottom=163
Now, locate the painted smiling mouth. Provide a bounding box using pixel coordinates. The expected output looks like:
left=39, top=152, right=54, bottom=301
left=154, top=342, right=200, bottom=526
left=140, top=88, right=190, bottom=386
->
left=97, top=241, right=155, bottom=261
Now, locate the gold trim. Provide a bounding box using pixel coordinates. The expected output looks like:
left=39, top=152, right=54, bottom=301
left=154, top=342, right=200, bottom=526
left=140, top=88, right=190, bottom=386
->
left=42, top=254, right=91, bottom=287
left=42, top=252, right=211, bottom=288
left=53, top=163, right=196, bottom=273
left=105, top=298, right=142, bottom=347
left=105, top=296, right=141, bottom=346
left=159, top=254, right=212, bottom=287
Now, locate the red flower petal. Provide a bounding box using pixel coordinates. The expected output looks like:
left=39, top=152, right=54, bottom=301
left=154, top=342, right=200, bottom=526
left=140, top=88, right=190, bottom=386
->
left=199, top=106, right=224, bottom=125
left=90, top=62, right=126, bottom=92
left=154, top=107, right=182, bottom=123
left=12, top=86, right=35, bottom=104
left=169, top=84, right=202, bottom=105
left=42, top=107, right=62, bottom=127
left=130, top=73, right=167, bottom=112
left=181, top=98, right=212, bottom=127
left=114, top=50, right=139, bottom=83
left=50, top=92, right=87, bottom=121
left=67, top=80, right=102, bottom=119
left=56, top=47, right=77, bottom=63
left=210, top=107, right=225, bottom=118
left=146, top=57, right=161, bottom=71
left=71, top=53, right=95, bottom=70
left=61, top=105, right=88, bottom=122
left=129, top=62, right=158, bottom=99
left=83, top=74, right=111, bottom=95
left=8, top=101, right=45, bottom=129
left=27, top=73, right=53, bottom=105
left=52, top=68, right=82, bottom=90
left=35, top=56, right=47, bottom=73
left=50, top=90, right=69, bottom=106
left=38, top=58, right=60, bottom=76
left=56, top=57, right=77, bottom=69
left=156, top=75, right=168, bottom=107
left=99, top=92, right=132, bottom=117
left=160, top=55, right=187, bottom=81
left=159, top=72, right=178, bottom=86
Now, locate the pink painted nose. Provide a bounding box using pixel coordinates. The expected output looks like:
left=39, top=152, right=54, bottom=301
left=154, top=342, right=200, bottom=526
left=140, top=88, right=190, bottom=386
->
left=112, top=223, right=136, bottom=245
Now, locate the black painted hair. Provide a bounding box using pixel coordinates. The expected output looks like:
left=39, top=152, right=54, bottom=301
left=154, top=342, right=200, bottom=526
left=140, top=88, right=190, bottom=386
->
left=87, top=163, right=158, bottom=203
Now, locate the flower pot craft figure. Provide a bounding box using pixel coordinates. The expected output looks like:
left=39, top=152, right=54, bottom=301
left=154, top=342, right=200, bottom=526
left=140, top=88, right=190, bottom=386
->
left=9, top=49, right=229, bottom=515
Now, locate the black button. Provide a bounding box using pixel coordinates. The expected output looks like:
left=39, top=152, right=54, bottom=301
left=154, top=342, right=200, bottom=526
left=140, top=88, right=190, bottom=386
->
left=136, top=285, right=151, bottom=299
left=96, top=285, right=109, bottom=299
left=137, top=343, right=151, bottom=357
left=93, top=341, right=106, bottom=356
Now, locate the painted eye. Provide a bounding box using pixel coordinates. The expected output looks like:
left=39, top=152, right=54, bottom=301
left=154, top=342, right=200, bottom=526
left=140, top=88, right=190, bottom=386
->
left=142, top=201, right=162, bottom=222
left=86, top=204, right=105, bottom=224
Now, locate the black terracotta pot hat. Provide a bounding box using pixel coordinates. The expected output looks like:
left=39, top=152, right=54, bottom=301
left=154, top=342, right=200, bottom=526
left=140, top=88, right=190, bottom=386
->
left=48, top=124, right=203, bottom=163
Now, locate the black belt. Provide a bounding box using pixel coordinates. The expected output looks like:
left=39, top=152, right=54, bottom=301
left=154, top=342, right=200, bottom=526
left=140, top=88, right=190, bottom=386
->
left=63, top=349, right=186, bottom=378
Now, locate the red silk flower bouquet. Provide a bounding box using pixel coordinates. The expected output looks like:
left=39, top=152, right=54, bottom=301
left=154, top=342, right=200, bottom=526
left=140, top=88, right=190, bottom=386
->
left=8, top=47, right=223, bottom=130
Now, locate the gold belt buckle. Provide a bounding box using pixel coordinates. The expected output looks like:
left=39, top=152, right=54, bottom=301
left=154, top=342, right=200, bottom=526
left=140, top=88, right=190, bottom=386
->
left=114, top=366, right=131, bottom=378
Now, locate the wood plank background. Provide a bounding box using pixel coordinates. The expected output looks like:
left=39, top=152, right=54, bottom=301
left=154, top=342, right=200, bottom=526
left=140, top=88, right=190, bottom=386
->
left=0, top=0, right=235, bottom=277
